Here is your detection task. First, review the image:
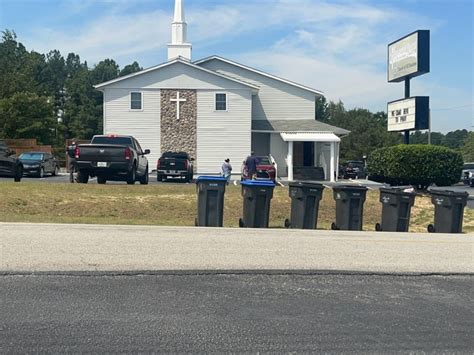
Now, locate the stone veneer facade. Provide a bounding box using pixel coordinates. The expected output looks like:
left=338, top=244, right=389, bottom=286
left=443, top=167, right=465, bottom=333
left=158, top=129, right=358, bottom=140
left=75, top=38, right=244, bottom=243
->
left=160, top=89, right=197, bottom=163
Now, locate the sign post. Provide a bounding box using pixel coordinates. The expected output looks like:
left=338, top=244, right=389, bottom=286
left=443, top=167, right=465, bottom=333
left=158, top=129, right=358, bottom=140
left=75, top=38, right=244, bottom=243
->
left=387, top=30, right=430, bottom=144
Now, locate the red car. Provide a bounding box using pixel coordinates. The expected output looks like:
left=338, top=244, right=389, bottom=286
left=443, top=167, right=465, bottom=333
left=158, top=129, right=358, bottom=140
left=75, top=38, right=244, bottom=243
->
left=242, top=155, right=277, bottom=182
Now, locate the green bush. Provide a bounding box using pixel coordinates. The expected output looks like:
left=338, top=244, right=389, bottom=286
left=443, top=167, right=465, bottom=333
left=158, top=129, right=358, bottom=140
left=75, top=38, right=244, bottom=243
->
left=367, top=144, right=463, bottom=189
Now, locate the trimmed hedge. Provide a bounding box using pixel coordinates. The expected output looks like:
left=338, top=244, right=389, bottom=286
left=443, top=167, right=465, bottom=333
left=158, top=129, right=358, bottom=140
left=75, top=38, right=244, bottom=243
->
left=367, top=144, right=463, bottom=189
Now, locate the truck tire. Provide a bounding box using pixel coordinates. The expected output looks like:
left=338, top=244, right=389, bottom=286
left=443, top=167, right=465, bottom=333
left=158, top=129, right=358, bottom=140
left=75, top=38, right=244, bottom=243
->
left=127, top=165, right=136, bottom=185
left=157, top=174, right=163, bottom=182
left=140, top=167, right=149, bottom=185
left=77, top=170, right=89, bottom=184
left=97, top=176, right=107, bottom=184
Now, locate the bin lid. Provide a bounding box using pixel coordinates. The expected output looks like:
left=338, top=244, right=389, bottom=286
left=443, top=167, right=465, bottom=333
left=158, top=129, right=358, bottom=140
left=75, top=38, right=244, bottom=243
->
left=428, top=189, right=469, bottom=198
left=241, top=180, right=275, bottom=187
left=196, top=175, right=227, bottom=183
left=332, top=184, right=368, bottom=191
left=380, top=186, right=415, bottom=195
left=289, top=181, right=324, bottom=189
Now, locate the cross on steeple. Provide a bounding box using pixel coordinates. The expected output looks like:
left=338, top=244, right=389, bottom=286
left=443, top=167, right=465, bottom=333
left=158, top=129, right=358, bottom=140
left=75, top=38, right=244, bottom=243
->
left=170, top=91, right=187, bottom=120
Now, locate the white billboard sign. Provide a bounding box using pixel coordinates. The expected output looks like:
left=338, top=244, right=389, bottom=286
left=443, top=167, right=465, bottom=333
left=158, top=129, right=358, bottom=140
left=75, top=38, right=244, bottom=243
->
left=388, top=32, right=418, bottom=82
left=387, top=98, right=417, bottom=131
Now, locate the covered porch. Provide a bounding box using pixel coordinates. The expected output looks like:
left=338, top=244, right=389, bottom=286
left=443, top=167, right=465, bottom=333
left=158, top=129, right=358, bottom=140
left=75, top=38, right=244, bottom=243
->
left=281, top=132, right=340, bottom=182
left=251, top=119, right=350, bottom=182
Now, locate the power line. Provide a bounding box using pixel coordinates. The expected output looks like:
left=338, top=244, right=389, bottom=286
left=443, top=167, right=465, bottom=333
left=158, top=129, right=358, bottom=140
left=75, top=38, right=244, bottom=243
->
left=431, top=103, right=473, bottom=111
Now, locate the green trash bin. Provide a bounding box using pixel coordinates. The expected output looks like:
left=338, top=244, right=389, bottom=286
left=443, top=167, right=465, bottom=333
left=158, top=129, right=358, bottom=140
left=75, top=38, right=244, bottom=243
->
left=427, top=189, right=469, bottom=233
left=331, top=185, right=368, bottom=231
left=239, top=180, right=275, bottom=228
left=375, top=186, right=416, bottom=232
left=285, top=181, right=325, bottom=229
left=195, top=176, right=227, bottom=227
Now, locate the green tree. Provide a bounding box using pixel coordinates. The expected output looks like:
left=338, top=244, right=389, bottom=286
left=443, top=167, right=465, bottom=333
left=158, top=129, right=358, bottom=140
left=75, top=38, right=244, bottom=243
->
left=119, top=61, right=142, bottom=77
left=0, top=92, right=55, bottom=144
left=315, top=96, right=330, bottom=122
left=461, top=131, right=474, bottom=162
left=442, top=129, right=469, bottom=149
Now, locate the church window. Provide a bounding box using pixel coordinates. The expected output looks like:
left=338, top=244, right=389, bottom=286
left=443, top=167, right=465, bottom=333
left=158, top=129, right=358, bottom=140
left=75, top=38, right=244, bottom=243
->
left=215, top=93, right=227, bottom=111
left=130, top=92, right=142, bottom=110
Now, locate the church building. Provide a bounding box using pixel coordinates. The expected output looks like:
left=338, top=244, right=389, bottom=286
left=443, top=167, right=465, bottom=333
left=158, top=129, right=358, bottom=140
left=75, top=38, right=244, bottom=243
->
left=95, top=0, right=349, bottom=182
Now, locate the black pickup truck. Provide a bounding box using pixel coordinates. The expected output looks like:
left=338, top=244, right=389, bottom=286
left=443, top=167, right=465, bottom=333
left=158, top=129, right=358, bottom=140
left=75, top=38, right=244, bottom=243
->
left=71, top=135, right=150, bottom=184
left=157, top=152, right=194, bottom=183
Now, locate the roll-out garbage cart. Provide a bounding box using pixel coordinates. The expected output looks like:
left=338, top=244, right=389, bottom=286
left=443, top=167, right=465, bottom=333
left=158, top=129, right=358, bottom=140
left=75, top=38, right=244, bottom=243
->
left=331, top=185, right=368, bottom=231
left=285, top=181, right=325, bottom=229
left=239, top=180, right=275, bottom=228
left=427, top=190, right=468, bottom=233
left=375, top=187, right=416, bottom=232
left=195, top=176, right=227, bottom=227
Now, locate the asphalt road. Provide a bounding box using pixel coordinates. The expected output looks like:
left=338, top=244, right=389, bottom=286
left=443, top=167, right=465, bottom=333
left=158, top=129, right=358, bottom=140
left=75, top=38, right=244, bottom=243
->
left=0, top=274, right=472, bottom=353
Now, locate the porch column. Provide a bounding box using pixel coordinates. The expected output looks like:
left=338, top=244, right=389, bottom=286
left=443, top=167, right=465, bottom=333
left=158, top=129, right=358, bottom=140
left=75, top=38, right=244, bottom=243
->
left=287, top=141, right=294, bottom=181
left=335, top=142, right=340, bottom=182
left=330, top=142, right=336, bottom=182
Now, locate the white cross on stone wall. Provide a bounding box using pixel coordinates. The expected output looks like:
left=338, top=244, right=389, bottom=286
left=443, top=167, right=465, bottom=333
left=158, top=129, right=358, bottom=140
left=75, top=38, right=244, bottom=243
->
left=170, top=91, right=187, bottom=120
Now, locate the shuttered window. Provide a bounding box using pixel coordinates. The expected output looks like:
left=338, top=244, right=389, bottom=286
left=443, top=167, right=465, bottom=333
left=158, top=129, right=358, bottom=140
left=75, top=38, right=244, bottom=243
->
left=131, top=92, right=142, bottom=110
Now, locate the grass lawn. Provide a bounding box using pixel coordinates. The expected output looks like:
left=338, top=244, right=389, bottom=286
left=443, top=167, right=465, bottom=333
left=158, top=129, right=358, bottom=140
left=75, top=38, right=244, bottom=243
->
left=0, top=182, right=472, bottom=233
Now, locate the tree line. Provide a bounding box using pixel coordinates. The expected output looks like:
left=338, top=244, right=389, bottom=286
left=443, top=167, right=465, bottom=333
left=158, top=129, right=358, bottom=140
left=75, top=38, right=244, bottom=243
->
left=1, top=30, right=471, bottom=162
left=0, top=30, right=141, bottom=147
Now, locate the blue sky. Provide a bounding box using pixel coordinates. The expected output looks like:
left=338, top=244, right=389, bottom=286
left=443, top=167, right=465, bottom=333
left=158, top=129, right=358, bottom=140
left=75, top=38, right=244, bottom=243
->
left=1, top=0, right=472, bottom=132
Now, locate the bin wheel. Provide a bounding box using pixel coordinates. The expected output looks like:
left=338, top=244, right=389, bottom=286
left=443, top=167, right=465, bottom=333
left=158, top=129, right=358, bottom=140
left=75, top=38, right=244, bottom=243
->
left=239, top=218, right=245, bottom=228
left=195, top=218, right=198, bottom=227
left=331, top=222, right=338, bottom=231
left=375, top=223, right=382, bottom=232
left=427, top=224, right=435, bottom=233
left=284, top=219, right=291, bottom=229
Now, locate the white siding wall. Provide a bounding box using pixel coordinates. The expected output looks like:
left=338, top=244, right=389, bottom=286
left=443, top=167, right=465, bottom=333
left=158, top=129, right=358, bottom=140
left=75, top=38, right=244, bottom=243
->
left=197, top=90, right=252, bottom=174
left=105, top=62, right=253, bottom=92
left=104, top=89, right=161, bottom=169
left=199, top=59, right=316, bottom=121
left=270, top=133, right=288, bottom=178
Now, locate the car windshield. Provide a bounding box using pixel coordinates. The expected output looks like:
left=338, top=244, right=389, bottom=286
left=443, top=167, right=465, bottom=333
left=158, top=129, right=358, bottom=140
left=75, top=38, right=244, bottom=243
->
left=346, top=161, right=364, bottom=168
left=463, top=163, right=474, bottom=170
left=256, top=157, right=271, bottom=165
left=162, top=152, right=188, bottom=159
left=91, top=136, right=133, bottom=146
left=19, top=153, right=44, bottom=160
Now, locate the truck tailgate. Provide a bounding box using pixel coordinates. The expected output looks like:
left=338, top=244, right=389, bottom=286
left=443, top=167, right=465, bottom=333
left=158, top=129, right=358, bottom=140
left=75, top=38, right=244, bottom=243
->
left=77, top=144, right=128, bottom=162
left=161, top=158, right=187, bottom=170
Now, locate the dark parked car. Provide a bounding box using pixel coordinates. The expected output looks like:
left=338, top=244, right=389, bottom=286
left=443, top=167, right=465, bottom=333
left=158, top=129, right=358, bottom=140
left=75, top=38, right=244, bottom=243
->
left=157, top=152, right=194, bottom=182
left=242, top=155, right=277, bottom=182
left=341, top=161, right=366, bottom=179
left=72, top=135, right=150, bottom=184
left=18, top=152, right=60, bottom=178
left=0, top=140, right=23, bottom=182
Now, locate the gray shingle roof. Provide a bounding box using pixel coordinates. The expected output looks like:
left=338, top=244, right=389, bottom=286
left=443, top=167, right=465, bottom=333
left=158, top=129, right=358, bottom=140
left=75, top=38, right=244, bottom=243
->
left=252, top=120, right=350, bottom=136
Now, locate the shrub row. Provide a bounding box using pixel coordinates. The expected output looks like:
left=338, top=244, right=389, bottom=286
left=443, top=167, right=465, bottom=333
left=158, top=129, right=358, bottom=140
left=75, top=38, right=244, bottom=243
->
left=367, top=144, right=463, bottom=189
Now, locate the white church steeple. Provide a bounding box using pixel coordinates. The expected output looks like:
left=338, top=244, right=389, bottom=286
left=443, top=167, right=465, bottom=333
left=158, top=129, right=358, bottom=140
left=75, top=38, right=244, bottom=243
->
left=168, top=0, right=192, bottom=61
